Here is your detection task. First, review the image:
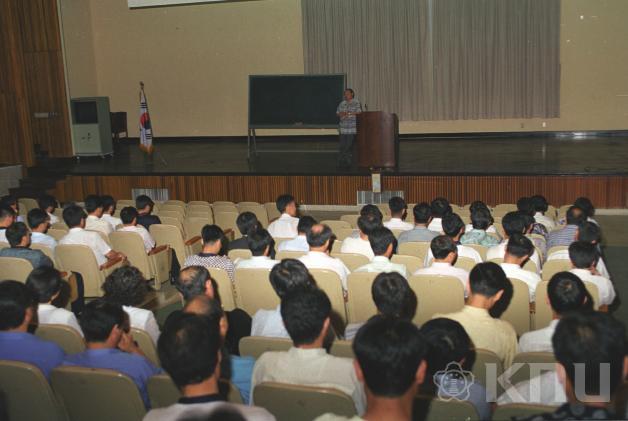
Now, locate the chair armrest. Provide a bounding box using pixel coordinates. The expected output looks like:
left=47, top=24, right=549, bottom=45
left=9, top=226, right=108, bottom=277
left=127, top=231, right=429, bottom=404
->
left=223, top=228, right=234, bottom=241
left=100, top=256, right=124, bottom=270
left=529, top=302, right=536, bottom=313
left=185, top=236, right=202, bottom=246
left=149, top=245, right=168, bottom=255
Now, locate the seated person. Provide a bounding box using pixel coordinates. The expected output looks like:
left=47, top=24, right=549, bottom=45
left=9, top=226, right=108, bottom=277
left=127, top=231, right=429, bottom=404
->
left=102, top=266, right=160, bottom=344
left=299, top=224, right=350, bottom=290
left=0, top=205, right=16, bottom=243
left=486, top=212, right=541, bottom=273
left=461, top=207, right=500, bottom=247
left=0, top=222, right=53, bottom=269
left=26, top=267, right=83, bottom=336
left=117, top=206, right=156, bottom=253
left=420, top=318, right=491, bottom=420
left=568, top=241, right=616, bottom=307
left=348, top=205, right=385, bottom=240
left=184, top=225, right=235, bottom=282
left=547, top=206, right=586, bottom=250
left=38, top=194, right=59, bottom=225
left=101, top=195, right=122, bottom=228
left=464, top=201, right=500, bottom=236
left=27, top=208, right=58, bottom=251
left=427, top=197, right=452, bottom=233
left=267, top=194, right=299, bottom=239
left=425, top=213, right=482, bottom=266
left=383, top=196, right=413, bottom=231
left=135, top=195, right=161, bottom=231
left=414, top=235, right=469, bottom=295
left=530, top=194, right=556, bottom=231
left=498, top=233, right=542, bottom=302
left=344, top=271, right=416, bottom=340
left=354, top=227, right=407, bottom=277
left=434, top=262, right=517, bottom=367
left=64, top=300, right=162, bottom=408
left=1, top=195, right=23, bottom=222
left=0, top=280, right=65, bottom=378
left=517, top=196, right=548, bottom=238
left=398, top=202, right=439, bottom=244
left=340, top=214, right=380, bottom=260
left=278, top=215, right=317, bottom=253
left=144, top=312, right=273, bottom=420
left=251, top=287, right=366, bottom=414
left=235, top=228, right=279, bottom=270
left=251, top=259, right=315, bottom=338
left=84, top=195, right=113, bottom=235
left=521, top=213, right=547, bottom=259
left=317, top=316, right=427, bottom=421
left=574, top=196, right=599, bottom=225
left=59, top=205, right=126, bottom=268
left=228, top=211, right=260, bottom=251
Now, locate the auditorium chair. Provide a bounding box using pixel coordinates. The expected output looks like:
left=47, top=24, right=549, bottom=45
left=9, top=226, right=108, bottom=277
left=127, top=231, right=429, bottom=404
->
left=36, top=324, right=85, bottom=355
left=187, top=200, right=211, bottom=207
left=131, top=327, right=159, bottom=366
left=214, top=210, right=240, bottom=239
left=275, top=250, right=307, bottom=260
left=493, top=403, right=557, bottom=420
left=330, top=252, right=369, bottom=271
left=501, top=278, right=532, bottom=336
left=212, top=203, right=239, bottom=215
left=339, top=214, right=359, bottom=228
left=310, top=269, right=348, bottom=325
left=157, top=216, right=185, bottom=233
left=148, top=374, right=244, bottom=408
left=413, top=395, right=479, bottom=421
left=346, top=272, right=378, bottom=323
left=0, top=256, right=34, bottom=283
left=228, top=248, right=253, bottom=261
left=156, top=209, right=185, bottom=221
left=329, top=339, right=354, bottom=359
left=492, top=203, right=518, bottom=218
left=208, top=267, right=237, bottom=311
left=150, top=224, right=202, bottom=267
left=51, top=222, right=69, bottom=231
left=407, top=275, right=465, bottom=326
left=391, top=229, right=404, bottom=239
left=334, top=227, right=356, bottom=241
left=47, top=228, right=68, bottom=242
left=330, top=240, right=343, bottom=254
left=18, top=197, right=39, bottom=213
left=163, top=199, right=186, bottom=208
left=375, top=203, right=390, bottom=216
left=0, top=360, right=67, bottom=421
left=320, top=220, right=352, bottom=234
left=116, top=199, right=136, bottom=208
left=253, top=382, right=357, bottom=421
left=110, top=231, right=171, bottom=289
left=183, top=216, right=213, bottom=240
left=92, top=230, right=112, bottom=247
left=534, top=280, right=599, bottom=329
left=454, top=255, right=476, bottom=272
left=237, top=203, right=270, bottom=228
left=273, top=237, right=292, bottom=252
left=234, top=268, right=279, bottom=315
left=541, top=259, right=572, bottom=282
left=546, top=245, right=568, bottom=257
left=464, top=244, right=488, bottom=260
left=30, top=243, right=61, bottom=270
left=213, top=201, right=237, bottom=206
left=186, top=211, right=214, bottom=223
left=264, top=202, right=281, bottom=222
left=473, top=348, right=504, bottom=396
left=0, top=241, right=9, bottom=249
left=391, top=254, right=422, bottom=274
left=546, top=205, right=558, bottom=219
left=239, top=336, right=292, bottom=359
left=397, top=241, right=431, bottom=263
left=509, top=352, right=556, bottom=386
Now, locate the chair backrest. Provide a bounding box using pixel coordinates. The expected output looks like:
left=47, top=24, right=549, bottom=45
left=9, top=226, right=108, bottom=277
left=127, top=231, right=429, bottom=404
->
left=310, top=269, right=348, bottom=324
left=331, top=252, right=370, bottom=271
left=131, top=327, right=159, bottom=366
left=339, top=214, right=359, bottom=228
left=0, top=256, right=34, bottom=283
left=346, top=272, right=378, bottom=323
left=275, top=250, right=307, bottom=260
left=473, top=348, right=504, bottom=395
left=454, top=255, right=476, bottom=272
left=0, top=241, right=9, bottom=249
left=253, top=382, right=357, bottom=421
left=110, top=231, right=152, bottom=278
left=36, top=324, right=85, bottom=355
left=55, top=244, right=106, bottom=297
left=186, top=211, right=214, bottom=223
left=502, top=278, right=532, bottom=336
left=30, top=243, right=59, bottom=268
left=228, top=248, right=253, bottom=261
left=150, top=224, right=187, bottom=266
left=234, top=268, right=279, bottom=315
left=413, top=395, right=479, bottom=421
left=164, top=200, right=186, bottom=207
left=391, top=254, right=423, bottom=274
left=547, top=245, right=568, bottom=257
left=464, top=243, right=488, bottom=260
left=50, top=366, right=146, bottom=421
left=334, top=228, right=356, bottom=241
left=156, top=210, right=184, bottom=222
left=408, top=275, right=465, bottom=325
left=208, top=267, right=236, bottom=311
left=183, top=216, right=212, bottom=240
left=0, top=360, right=66, bottom=421
left=51, top=222, right=69, bottom=231
left=329, top=339, right=354, bottom=359
left=397, top=241, right=431, bottom=262
left=18, top=197, right=39, bottom=212
left=187, top=200, right=211, bottom=207
left=47, top=228, right=68, bottom=242
left=264, top=202, right=281, bottom=222
left=159, top=204, right=185, bottom=216
left=493, top=403, right=557, bottom=421
left=214, top=211, right=240, bottom=238
left=510, top=352, right=556, bottom=386
left=148, top=374, right=182, bottom=409
left=237, top=204, right=270, bottom=228
left=158, top=216, right=184, bottom=232
left=541, top=259, right=572, bottom=282
left=330, top=239, right=343, bottom=254
left=320, top=220, right=352, bottom=234
left=239, top=336, right=293, bottom=359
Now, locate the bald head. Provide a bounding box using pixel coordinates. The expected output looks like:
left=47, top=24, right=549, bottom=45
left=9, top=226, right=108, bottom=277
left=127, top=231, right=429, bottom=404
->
left=306, top=223, right=333, bottom=252
left=175, top=266, right=215, bottom=301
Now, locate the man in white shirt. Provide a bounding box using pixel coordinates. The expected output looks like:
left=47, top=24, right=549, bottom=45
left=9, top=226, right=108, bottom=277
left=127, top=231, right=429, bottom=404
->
left=0, top=205, right=16, bottom=243
left=487, top=212, right=541, bottom=273
left=354, top=227, right=407, bottom=277
left=427, top=197, right=452, bottom=233
left=38, top=194, right=59, bottom=225
left=27, top=208, right=58, bottom=251
left=299, top=224, right=350, bottom=290
left=568, top=241, right=616, bottom=306
left=83, top=195, right=113, bottom=235
left=117, top=206, right=156, bottom=253
left=267, top=194, right=299, bottom=239
left=252, top=288, right=366, bottom=414
left=235, top=228, right=279, bottom=270
left=530, top=195, right=556, bottom=231
left=415, top=235, right=469, bottom=295
left=425, top=213, right=482, bottom=266
left=278, top=215, right=316, bottom=253
left=101, top=195, right=122, bottom=228
left=340, top=214, right=379, bottom=259
left=383, top=196, right=413, bottom=231
left=499, top=233, right=542, bottom=302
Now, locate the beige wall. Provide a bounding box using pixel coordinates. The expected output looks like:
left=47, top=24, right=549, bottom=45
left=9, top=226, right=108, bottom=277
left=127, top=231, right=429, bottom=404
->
left=62, top=0, right=628, bottom=137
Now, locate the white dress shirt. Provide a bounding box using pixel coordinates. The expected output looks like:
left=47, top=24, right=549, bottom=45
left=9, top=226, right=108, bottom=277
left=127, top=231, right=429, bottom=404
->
left=569, top=268, right=616, bottom=306
left=85, top=214, right=113, bottom=235
left=59, top=227, right=112, bottom=266
left=425, top=244, right=483, bottom=267
left=47, top=212, right=59, bottom=225
left=547, top=250, right=610, bottom=279
left=339, top=237, right=374, bottom=260
left=518, top=319, right=558, bottom=353
left=123, top=305, right=160, bottom=344
left=235, top=255, right=280, bottom=270
left=497, top=371, right=566, bottom=406
left=0, top=229, right=6, bottom=243
left=500, top=262, right=542, bottom=302
left=267, top=213, right=299, bottom=239
left=250, top=305, right=289, bottom=338
left=102, top=213, right=123, bottom=229
left=487, top=241, right=541, bottom=274
left=384, top=218, right=413, bottom=231
left=299, top=251, right=350, bottom=290
left=277, top=235, right=309, bottom=252
left=427, top=217, right=443, bottom=233
left=354, top=256, right=407, bottom=277
left=38, top=303, right=83, bottom=337
left=465, top=223, right=498, bottom=234
left=117, top=225, right=155, bottom=253
left=413, top=262, right=469, bottom=296
left=31, top=232, right=58, bottom=251
left=534, top=212, right=556, bottom=231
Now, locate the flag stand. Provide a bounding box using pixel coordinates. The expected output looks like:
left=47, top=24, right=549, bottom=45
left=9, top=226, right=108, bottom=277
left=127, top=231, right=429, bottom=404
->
left=139, top=82, right=168, bottom=167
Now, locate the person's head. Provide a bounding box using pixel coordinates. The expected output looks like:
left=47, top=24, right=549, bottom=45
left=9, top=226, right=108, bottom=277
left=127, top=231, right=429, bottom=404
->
left=183, top=295, right=228, bottom=339
left=79, top=299, right=128, bottom=346
left=412, top=202, right=432, bottom=225
left=569, top=241, right=598, bottom=270
left=468, top=262, right=509, bottom=303
left=269, top=259, right=315, bottom=299
left=0, top=280, right=37, bottom=331
left=504, top=233, right=534, bottom=265
left=501, top=211, right=526, bottom=237
left=247, top=228, right=273, bottom=257
left=276, top=194, right=297, bottom=216
left=62, top=205, right=86, bottom=229
left=343, top=88, right=355, bottom=101
left=102, top=266, right=149, bottom=307
left=6, top=222, right=30, bottom=248
left=296, top=215, right=317, bottom=235
left=566, top=206, right=586, bottom=226
left=27, top=208, right=50, bottom=232
left=158, top=312, right=222, bottom=390
left=530, top=195, right=549, bottom=214
left=547, top=272, right=593, bottom=317
left=357, top=213, right=382, bottom=237
left=353, top=316, right=426, bottom=398
left=120, top=206, right=139, bottom=225
left=520, top=213, right=536, bottom=234
left=201, top=225, right=224, bottom=251
left=388, top=197, right=407, bottom=219
left=573, top=197, right=595, bottom=218
left=101, top=195, right=116, bottom=215
left=420, top=318, right=475, bottom=375
left=306, top=224, right=333, bottom=251
left=135, top=195, right=154, bottom=214
left=516, top=197, right=535, bottom=217
left=430, top=235, right=457, bottom=263
left=430, top=197, right=451, bottom=218
left=442, top=213, right=464, bottom=239
left=25, top=267, right=63, bottom=304
left=553, top=312, right=627, bottom=401
left=0, top=205, right=16, bottom=226
left=368, top=227, right=396, bottom=258
left=235, top=212, right=259, bottom=236
left=372, top=272, right=417, bottom=321
left=280, top=287, right=331, bottom=347
left=469, top=201, right=489, bottom=214
left=175, top=266, right=220, bottom=303
left=38, top=194, right=57, bottom=213
left=0, top=195, right=17, bottom=213
left=470, top=207, right=493, bottom=230
left=578, top=221, right=601, bottom=245
left=84, top=195, right=103, bottom=216
left=360, top=204, right=383, bottom=220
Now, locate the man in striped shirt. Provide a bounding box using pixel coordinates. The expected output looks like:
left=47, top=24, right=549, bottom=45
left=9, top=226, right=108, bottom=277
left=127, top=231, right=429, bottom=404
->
left=336, top=88, right=362, bottom=168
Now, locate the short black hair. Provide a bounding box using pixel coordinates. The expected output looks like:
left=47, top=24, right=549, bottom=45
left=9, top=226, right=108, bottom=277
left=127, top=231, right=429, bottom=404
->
left=357, top=214, right=382, bottom=236
left=0, top=205, right=16, bottom=222
left=135, top=195, right=154, bottom=211
left=26, top=267, right=63, bottom=303
left=79, top=299, right=127, bottom=343
left=201, top=225, right=224, bottom=245
left=372, top=272, right=416, bottom=320
left=344, top=88, right=355, bottom=97
left=120, top=206, right=139, bottom=224
left=553, top=312, right=626, bottom=396
left=0, top=280, right=37, bottom=330
left=566, top=206, right=586, bottom=225
left=353, top=316, right=425, bottom=397
left=442, top=213, right=464, bottom=238
left=578, top=221, right=601, bottom=244
left=505, top=233, right=534, bottom=258
left=276, top=194, right=295, bottom=213
left=469, top=201, right=489, bottom=214
left=430, top=197, right=451, bottom=218
left=235, top=212, right=259, bottom=236
left=502, top=212, right=526, bottom=237
left=175, top=266, right=221, bottom=304
left=430, top=235, right=456, bottom=260
left=101, top=195, right=116, bottom=213
left=568, top=241, right=598, bottom=269
left=38, top=194, right=57, bottom=212
left=6, top=222, right=29, bottom=247
left=468, top=262, right=509, bottom=297
left=269, top=259, right=315, bottom=298
left=520, top=213, right=535, bottom=231
left=368, top=227, right=395, bottom=256
left=360, top=204, right=383, bottom=220
left=280, top=288, right=330, bottom=346
left=388, top=197, right=407, bottom=215
left=297, top=216, right=317, bottom=235
left=516, top=197, right=535, bottom=217
left=102, top=266, right=149, bottom=307
left=573, top=197, right=595, bottom=218
left=27, top=208, right=49, bottom=229
left=246, top=228, right=273, bottom=256
left=84, top=195, right=103, bottom=213
left=547, top=272, right=593, bottom=315
left=470, top=207, right=493, bottom=230
left=420, top=318, right=475, bottom=375
left=62, top=205, right=86, bottom=228
left=0, top=195, right=17, bottom=208
left=412, top=203, right=432, bottom=224
left=183, top=295, right=224, bottom=324
left=530, top=195, right=549, bottom=213
left=306, top=224, right=333, bottom=248
left=158, top=312, right=221, bottom=389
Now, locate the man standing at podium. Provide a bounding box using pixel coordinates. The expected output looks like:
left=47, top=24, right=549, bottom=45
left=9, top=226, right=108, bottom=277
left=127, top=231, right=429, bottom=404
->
left=336, top=88, right=362, bottom=168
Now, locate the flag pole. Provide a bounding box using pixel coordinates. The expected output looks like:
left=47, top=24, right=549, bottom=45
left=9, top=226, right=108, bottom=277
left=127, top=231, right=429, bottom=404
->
left=139, top=81, right=167, bottom=166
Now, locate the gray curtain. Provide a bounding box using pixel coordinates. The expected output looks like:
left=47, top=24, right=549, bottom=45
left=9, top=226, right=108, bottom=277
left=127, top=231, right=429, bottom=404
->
left=302, top=0, right=560, bottom=121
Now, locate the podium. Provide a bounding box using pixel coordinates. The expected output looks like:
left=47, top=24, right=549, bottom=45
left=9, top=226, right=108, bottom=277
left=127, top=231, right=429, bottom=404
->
left=356, top=111, right=399, bottom=169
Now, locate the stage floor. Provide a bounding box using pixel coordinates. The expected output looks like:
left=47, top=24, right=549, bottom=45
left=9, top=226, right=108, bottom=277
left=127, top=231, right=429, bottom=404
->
left=52, top=133, right=628, bottom=176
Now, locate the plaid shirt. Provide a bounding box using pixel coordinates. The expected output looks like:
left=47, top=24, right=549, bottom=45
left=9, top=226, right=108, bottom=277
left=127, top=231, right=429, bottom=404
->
left=183, top=253, right=235, bottom=282
left=337, top=99, right=362, bottom=134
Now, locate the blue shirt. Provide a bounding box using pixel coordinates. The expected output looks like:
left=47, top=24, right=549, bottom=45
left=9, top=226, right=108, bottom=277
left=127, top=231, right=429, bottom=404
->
left=64, top=348, right=162, bottom=408
left=231, top=355, right=255, bottom=404
left=547, top=224, right=579, bottom=250
left=0, top=331, right=65, bottom=378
